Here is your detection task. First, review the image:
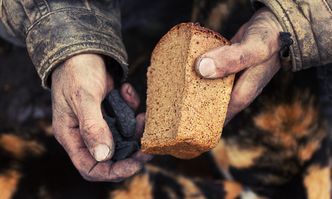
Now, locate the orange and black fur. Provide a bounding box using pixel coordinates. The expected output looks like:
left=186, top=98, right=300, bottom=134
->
left=213, top=69, right=331, bottom=199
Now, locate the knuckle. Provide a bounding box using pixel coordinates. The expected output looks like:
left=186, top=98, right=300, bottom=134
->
left=68, top=88, right=83, bottom=103
left=68, top=86, right=99, bottom=104
left=238, top=52, right=247, bottom=66
left=215, top=65, right=226, bottom=75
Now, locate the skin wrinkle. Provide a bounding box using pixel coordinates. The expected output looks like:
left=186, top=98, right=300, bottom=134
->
left=88, top=162, right=99, bottom=174
left=81, top=127, right=112, bottom=158
left=75, top=151, right=117, bottom=181
left=261, top=30, right=270, bottom=42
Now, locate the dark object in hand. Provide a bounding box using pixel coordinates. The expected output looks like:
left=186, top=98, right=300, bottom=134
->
left=113, top=141, right=140, bottom=161
left=106, top=90, right=136, bottom=138
left=279, top=32, right=293, bottom=58
left=103, top=90, right=139, bottom=161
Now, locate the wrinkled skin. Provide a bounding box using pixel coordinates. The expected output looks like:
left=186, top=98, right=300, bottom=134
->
left=51, top=54, right=151, bottom=181
left=196, top=8, right=282, bottom=123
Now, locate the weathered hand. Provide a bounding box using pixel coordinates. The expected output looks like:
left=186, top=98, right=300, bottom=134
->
left=51, top=54, right=151, bottom=181
left=195, top=8, right=283, bottom=123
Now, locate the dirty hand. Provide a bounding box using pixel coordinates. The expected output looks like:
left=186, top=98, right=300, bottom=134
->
left=51, top=54, right=151, bottom=181
left=195, top=8, right=283, bottom=123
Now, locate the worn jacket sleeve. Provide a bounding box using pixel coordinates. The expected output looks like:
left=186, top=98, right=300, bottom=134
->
left=252, top=0, right=332, bottom=71
left=0, top=0, right=128, bottom=88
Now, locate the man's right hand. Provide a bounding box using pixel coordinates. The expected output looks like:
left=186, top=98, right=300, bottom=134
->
left=51, top=54, right=151, bottom=181
left=195, top=8, right=282, bottom=123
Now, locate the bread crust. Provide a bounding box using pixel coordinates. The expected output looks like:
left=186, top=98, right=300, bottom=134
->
left=151, top=23, right=230, bottom=61
left=142, top=23, right=234, bottom=159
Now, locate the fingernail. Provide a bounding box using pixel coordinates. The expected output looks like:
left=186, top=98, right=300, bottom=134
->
left=127, top=85, right=133, bottom=96
left=196, top=57, right=217, bottom=78
left=93, top=144, right=110, bottom=161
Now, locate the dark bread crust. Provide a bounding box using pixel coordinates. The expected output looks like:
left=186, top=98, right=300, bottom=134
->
left=151, top=23, right=230, bottom=62
left=188, top=22, right=230, bottom=44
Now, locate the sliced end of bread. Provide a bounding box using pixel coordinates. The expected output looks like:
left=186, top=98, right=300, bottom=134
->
left=141, top=23, right=234, bottom=159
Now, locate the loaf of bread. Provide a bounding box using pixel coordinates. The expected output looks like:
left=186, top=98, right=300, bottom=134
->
left=141, top=23, right=234, bottom=159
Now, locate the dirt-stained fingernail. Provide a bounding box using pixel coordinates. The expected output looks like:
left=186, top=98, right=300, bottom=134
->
left=93, top=144, right=111, bottom=161
left=196, top=57, right=217, bottom=78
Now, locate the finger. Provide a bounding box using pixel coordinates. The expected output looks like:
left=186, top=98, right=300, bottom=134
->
left=120, top=83, right=140, bottom=111
left=132, top=150, right=153, bottom=163
left=67, top=143, right=143, bottom=182
left=53, top=120, right=143, bottom=182
left=135, top=113, right=146, bottom=139
left=85, top=158, right=143, bottom=182
left=70, top=88, right=114, bottom=162
left=196, top=13, right=281, bottom=79
left=131, top=113, right=153, bottom=163
left=230, top=22, right=249, bottom=43
left=104, top=158, right=143, bottom=182
left=74, top=151, right=143, bottom=182
left=225, top=55, right=280, bottom=124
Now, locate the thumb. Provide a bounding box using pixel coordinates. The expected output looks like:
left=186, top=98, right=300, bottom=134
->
left=195, top=8, right=281, bottom=79
left=71, top=89, right=115, bottom=162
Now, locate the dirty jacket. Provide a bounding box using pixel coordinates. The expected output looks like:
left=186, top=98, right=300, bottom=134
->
left=252, top=0, right=332, bottom=72
left=0, top=0, right=332, bottom=88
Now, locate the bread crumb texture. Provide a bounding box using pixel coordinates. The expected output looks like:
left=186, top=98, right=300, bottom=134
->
left=142, top=23, right=234, bottom=159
